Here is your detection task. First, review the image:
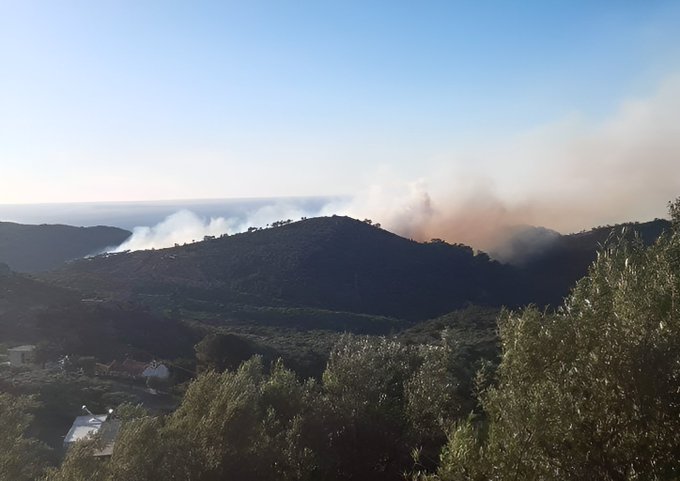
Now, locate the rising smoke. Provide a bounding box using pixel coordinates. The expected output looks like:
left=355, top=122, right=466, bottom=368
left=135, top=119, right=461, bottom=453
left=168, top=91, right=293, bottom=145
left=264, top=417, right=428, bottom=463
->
left=112, top=74, right=680, bottom=262
left=332, top=74, right=680, bottom=255
left=110, top=203, right=326, bottom=252
left=111, top=210, right=231, bottom=252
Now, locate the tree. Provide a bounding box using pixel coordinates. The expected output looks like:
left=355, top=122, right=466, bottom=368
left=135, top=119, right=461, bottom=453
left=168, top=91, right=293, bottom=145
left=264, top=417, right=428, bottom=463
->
left=34, top=341, right=61, bottom=368
left=427, top=199, right=680, bottom=480
left=405, top=331, right=494, bottom=469
left=42, top=440, right=111, bottom=481
left=194, top=333, right=258, bottom=372
left=0, top=393, right=51, bottom=481
left=320, top=335, right=421, bottom=480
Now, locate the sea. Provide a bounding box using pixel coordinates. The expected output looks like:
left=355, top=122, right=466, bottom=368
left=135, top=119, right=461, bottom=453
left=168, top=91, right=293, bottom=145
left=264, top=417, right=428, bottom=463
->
left=0, top=197, right=341, bottom=231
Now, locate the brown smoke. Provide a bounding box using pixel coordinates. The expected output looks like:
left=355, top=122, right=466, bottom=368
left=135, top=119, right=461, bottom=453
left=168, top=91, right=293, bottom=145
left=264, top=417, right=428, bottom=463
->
left=334, top=74, right=680, bottom=256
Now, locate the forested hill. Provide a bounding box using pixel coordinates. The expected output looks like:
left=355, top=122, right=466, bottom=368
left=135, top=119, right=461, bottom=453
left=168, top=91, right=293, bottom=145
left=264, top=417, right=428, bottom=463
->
left=0, top=221, right=131, bottom=273
left=518, top=218, right=671, bottom=306
left=0, top=264, right=80, bottom=340
left=49, top=216, right=521, bottom=321
left=0, top=265, right=200, bottom=361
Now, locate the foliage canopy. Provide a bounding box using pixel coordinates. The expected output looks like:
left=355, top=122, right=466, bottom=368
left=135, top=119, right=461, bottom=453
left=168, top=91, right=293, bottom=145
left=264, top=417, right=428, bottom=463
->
left=422, top=199, right=680, bottom=481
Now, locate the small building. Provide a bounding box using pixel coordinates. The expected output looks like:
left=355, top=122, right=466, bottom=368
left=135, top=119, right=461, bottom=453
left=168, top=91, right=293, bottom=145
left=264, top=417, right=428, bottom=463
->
left=63, top=411, right=121, bottom=457
left=8, top=345, right=36, bottom=367
left=107, top=358, right=149, bottom=378
left=98, top=358, right=170, bottom=380
left=142, top=360, right=170, bottom=380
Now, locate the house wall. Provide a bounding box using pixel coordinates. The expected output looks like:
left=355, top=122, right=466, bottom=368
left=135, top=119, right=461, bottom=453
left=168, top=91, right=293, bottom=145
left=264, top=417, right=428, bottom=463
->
left=8, top=348, right=35, bottom=366
left=142, top=364, right=170, bottom=379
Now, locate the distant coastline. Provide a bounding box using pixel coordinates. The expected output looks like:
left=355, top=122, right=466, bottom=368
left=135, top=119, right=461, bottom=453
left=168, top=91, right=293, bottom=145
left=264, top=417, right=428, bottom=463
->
left=0, top=196, right=341, bottom=230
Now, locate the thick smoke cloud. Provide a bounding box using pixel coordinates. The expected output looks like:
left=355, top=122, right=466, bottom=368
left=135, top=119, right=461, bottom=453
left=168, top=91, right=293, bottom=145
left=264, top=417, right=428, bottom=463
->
left=111, top=210, right=231, bottom=252
left=333, top=74, right=680, bottom=255
left=110, top=74, right=680, bottom=261
left=110, top=203, right=322, bottom=252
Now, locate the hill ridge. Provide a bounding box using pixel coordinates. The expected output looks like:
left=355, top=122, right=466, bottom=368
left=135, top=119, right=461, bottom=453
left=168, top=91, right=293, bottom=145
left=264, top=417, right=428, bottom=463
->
left=0, top=221, right=131, bottom=273
left=49, top=215, right=517, bottom=320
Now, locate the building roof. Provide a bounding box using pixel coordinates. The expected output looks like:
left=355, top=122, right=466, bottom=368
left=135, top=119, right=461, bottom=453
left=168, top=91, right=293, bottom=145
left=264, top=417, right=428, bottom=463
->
left=108, top=358, right=149, bottom=377
left=8, top=345, right=35, bottom=352
left=63, top=414, right=122, bottom=456
left=64, top=414, right=108, bottom=445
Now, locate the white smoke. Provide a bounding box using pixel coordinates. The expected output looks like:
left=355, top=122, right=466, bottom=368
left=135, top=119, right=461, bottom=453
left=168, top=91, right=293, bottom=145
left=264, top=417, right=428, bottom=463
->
left=110, top=202, right=325, bottom=252
left=328, top=73, right=680, bottom=253
left=111, top=74, right=680, bottom=259
left=111, top=210, right=232, bottom=252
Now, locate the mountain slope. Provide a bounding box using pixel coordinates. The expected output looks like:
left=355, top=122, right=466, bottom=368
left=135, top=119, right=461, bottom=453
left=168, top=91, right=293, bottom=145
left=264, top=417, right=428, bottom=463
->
left=0, top=222, right=131, bottom=272
left=519, top=218, right=671, bottom=305
left=0, top=265, right=200, bottom=360
left=46, top=216, right=672, bottom=322
left=50, top=216, right=520, bottom=321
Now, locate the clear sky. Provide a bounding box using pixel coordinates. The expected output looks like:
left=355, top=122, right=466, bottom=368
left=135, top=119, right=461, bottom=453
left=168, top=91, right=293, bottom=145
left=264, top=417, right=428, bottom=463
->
left=1, top=1, right=680, bottom=212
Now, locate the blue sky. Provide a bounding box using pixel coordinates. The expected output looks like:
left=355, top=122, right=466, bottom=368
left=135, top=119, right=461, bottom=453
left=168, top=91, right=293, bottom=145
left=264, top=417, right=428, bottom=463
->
left=1, top=0, right=680, bottom=223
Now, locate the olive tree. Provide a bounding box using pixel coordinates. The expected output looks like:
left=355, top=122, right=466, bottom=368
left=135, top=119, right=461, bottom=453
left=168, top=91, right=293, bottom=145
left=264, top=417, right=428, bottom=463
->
left=427, top=200, right=680, bottom=481
left=0, top=393, right=51, bottom=481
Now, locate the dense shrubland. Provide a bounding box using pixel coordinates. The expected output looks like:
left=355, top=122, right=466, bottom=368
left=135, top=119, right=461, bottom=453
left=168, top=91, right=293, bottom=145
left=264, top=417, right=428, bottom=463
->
left=40, top=333, right=475, bottom=481
left=417, top=200, right=680, bottom=481
left=3, top=201, right=680, bottom=480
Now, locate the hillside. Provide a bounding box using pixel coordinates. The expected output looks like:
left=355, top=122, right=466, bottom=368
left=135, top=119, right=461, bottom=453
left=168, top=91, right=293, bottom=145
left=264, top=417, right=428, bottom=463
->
left=49, top=216, right=521, bottom=321
left=0, top=265, right=79, bottom=342
left=0, top=221, right=131, bottom=272
left=518, top=218, right=671, bottom=305
left=47, top=216, right=674, bottom=322
left=0, top=265, right=200, bottom=361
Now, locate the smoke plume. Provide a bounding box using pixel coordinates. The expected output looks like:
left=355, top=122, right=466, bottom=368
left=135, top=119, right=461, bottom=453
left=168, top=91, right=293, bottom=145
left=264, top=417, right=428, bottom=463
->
left=111, top=74, right=680, bottom=262
left=110, top=202, right=325, bottom=252
left=332, top=74, right=680, bottom=255
left=111, top=210, right=231, bottom=252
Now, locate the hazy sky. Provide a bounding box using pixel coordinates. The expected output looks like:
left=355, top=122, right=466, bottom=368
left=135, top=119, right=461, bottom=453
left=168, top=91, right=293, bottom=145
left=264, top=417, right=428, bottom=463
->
left=2, top=1, right=680, bottom=225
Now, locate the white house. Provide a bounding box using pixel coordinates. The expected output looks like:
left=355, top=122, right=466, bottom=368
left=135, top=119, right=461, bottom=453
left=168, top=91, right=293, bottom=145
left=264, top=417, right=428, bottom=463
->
left=63, top=414, right=108, bottom=447
left=142, top=361, right=170, bottom=380
left=98, top=358, right=171, bottom=380
left=8, top=345, right=36, bottom=367
left=63, top=408, right=121, bottom=457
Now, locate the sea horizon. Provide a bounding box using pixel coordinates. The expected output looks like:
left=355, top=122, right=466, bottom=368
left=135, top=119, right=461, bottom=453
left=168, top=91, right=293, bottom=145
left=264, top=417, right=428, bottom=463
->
left=0, top=195, right=342, bottom=231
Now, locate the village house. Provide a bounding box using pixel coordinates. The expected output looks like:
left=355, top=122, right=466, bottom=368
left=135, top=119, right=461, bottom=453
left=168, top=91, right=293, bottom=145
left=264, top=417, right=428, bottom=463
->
left=142, top=360, right=170, bottom=379
left=63, top=407, right=121, bottom=457
left=7, top=345, right=36, bottom=367
left=96, top=358, right=170, bottom=380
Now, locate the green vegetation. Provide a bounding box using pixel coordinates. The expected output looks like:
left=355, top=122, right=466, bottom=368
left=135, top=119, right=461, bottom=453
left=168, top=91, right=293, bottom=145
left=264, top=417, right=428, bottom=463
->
left=2, top=208, right=680, bottom=480
left=0, top=368, right=178, bottom=452
left=517, top=218, right=670, bottom=306
left=41, top=333, right=483, bottom=481
left=0, top=393, right=51, bottom=481
left=47, top=216, right=519, bottom=320
left=418, top=201, right=680, bottom=481
left=0, top=222, right=130, bottom=273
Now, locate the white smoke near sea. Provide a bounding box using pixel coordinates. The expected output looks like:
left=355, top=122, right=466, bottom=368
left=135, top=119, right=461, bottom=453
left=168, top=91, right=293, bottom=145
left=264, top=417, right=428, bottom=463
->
left=110, top=210, right=232, bottom=252
left=109, top=73, right=680, bottom=262
left=330, top=73, right=680, bottom=255
left=109, top=202, right=323, bottom=252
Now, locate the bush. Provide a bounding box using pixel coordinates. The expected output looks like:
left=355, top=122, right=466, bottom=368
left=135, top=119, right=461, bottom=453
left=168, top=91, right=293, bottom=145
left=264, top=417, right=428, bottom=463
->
left=427, top=200, right=680, bottom=481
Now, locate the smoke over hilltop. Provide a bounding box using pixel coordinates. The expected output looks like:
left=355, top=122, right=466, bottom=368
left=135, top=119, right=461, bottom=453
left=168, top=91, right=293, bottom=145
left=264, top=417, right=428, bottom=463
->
left=110, top=74, right=680, bottom=260
left=110, top=202, right=328, bottom=252
left=333, top=74, right=680, bottom=254
left=112, top=210, right=230, bottom=252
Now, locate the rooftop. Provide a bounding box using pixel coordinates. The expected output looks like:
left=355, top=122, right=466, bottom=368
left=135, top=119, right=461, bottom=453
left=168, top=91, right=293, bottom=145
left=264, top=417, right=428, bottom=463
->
left=64, top=414, right=108, bottom=445
left=8, top=345, right=35, bottom=352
